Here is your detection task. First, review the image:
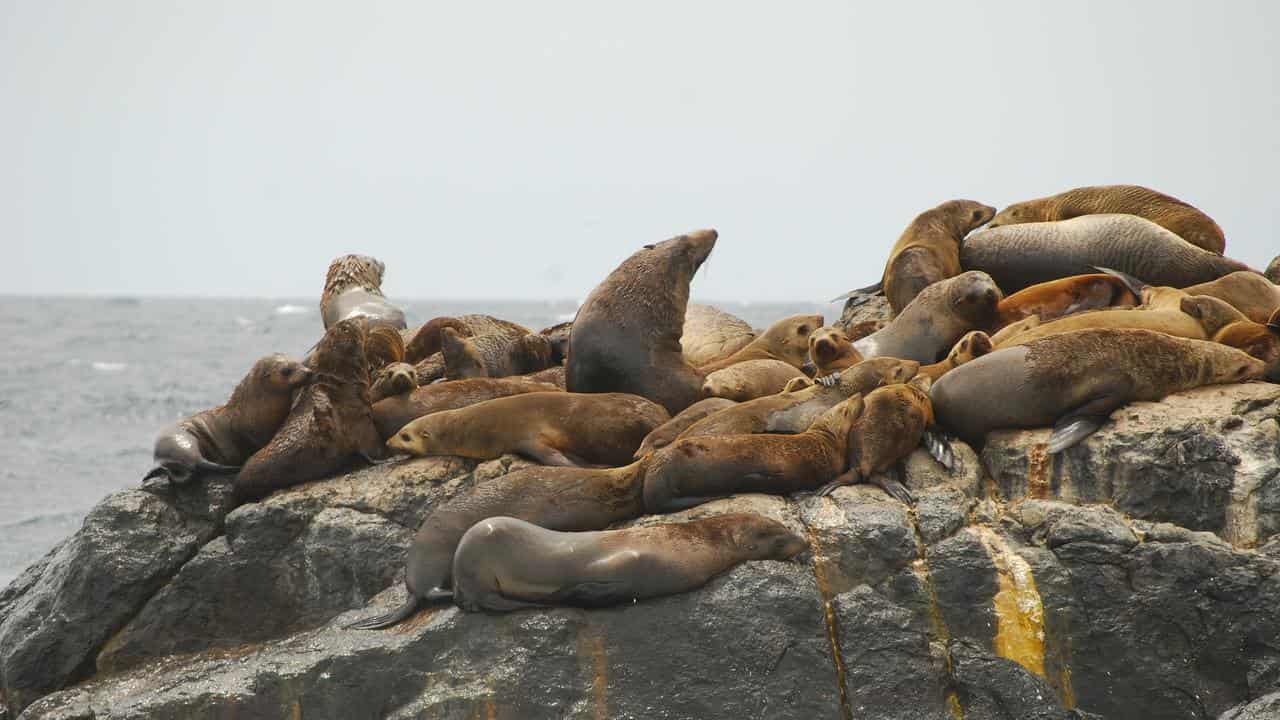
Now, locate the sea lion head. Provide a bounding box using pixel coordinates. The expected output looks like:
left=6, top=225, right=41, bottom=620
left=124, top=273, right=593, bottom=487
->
left=539, top=321, right=573, bottom=364
left=311, top=318, right=370, bottom=384
left=947, top=271, right=1004, bottom=325
left=724, top=513, right=807, bottom=561
left=251, top=353, right=312, bottom=392
left=759, top=314, right=824, bottom=368
left=324, top=254, right=387, bottom=296
left=1180, top=295, right=1249, bottom=337
left=808, top=326, right=857, bottom=369
left=1266, top=257, right=1280, bottom=284
left=1195, top=340, right=1269, bottom=386
left=987, top=199, right=1050, bottom=228
left=441, top=327, right=487, bottom=379
left=940, top=199, right=997, bottom=235
left=644, top=228, right=718, bottom=283
left=385, top=411, right=456, bottom=457
left=370, top=362, right=418, bottom=402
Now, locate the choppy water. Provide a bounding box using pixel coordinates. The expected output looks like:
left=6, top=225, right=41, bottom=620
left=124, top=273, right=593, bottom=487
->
left=0, top=296, right=829, bottom=585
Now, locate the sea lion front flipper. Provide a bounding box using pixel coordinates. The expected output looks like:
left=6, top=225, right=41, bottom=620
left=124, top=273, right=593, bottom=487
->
left=142, top=466, right=170, bottom=484
left=815, top=469, right=858, bottom=498
left=346, top=595, right=424, bottom=630
left=868, top=467, right=914, bottom=506
left=828, top=280, right=885, bottom=304
left=519, top=442, right=582, bottom=467
left=193, top=458, right=242, bottom=474
left=921, top=429, right=959, bottom=473
left=1047, top=416, right=1106, bottom=454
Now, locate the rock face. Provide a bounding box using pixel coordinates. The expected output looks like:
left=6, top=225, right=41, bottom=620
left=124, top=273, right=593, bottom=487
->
left=4, top=385, right=1280, bottom=720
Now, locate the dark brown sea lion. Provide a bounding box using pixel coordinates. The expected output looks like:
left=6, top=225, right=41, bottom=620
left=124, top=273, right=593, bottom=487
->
left=681, top=304, right=756, bottom=367
left=995, top=274, right=1138, bottom=328
left=807, top=326, right=863, bottom=385
left=961, top=215, right=1252, bottom=293
left=698, top=314, right=824, bottom=373
left=818, top=374, right=935, bottom=503
left=319, top=254, right=406, bottom=330
left=642, top=394, right=865, bottom=512
left=566, top=229, right=717, bottom=414
left=364, top=325, right=406, bottom=373
left=440, top=326, right=554, bottom=380
left=235, top=319, right=384, bottom=502
left=448, top=514, right=805, bottom=612
left=349, top=461, right=648, bottom=629
left=143, top=354, right=311, bottom=484
left=387, top=391, right=669, bottom=467
left=919, top=331, right=992, bottom=382
left=1183, top=271, right=1280, bottom=324
left=635, top=397, right=738, bottom=459
left=371, top=376, right=561, bottom=440
left=701, top=359, right=806, bottom=402
left=369, top=362, right=418, bottom=404
left=538, top=321, right=573, bottom=365
left=403, top=314, right=531, bottom=366
left=930, top=328, right=1266, bottom=453
left=853, top=271, right=1002, bottom=363
left=987, top=184, right=1226, bottom=254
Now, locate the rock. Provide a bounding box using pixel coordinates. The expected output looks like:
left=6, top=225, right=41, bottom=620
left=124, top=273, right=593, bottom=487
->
left=1220, top=690, right=1280, bottom=720
left=835, top=293, right=892, bottom=334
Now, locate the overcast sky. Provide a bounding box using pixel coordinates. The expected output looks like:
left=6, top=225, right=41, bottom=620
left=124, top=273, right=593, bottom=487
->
left=2, top=1, right=1276, bottom=302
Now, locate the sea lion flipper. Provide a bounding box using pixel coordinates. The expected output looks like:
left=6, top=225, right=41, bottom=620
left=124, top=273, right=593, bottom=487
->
left=193, top=459, right=242, bottom=474
left=519, top=442, right=582, bottom=468
left=921, top=429, right=959, bottom=473
left=141, top=466, right=171, bottom=484
left=346, top=595, right=425, bottom=631
left=869, top=468, right=915, bottom=506
left=815, top=469, right=857, bottom=498
left=1092, top=266, right=1149, bottom=298
left=829, top=281, right=885, bottom=304
left=1047, top=416, right=1106, bottom=454
left=546, top=581, right=630, bottom=608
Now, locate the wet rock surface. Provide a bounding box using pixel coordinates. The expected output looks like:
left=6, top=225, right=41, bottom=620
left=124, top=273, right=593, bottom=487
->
left=4, top=385, right=1280, bottom=720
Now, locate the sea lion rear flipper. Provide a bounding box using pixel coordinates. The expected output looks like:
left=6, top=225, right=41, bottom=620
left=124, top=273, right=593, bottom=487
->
left=1047, top=416, right=1106, bottom=454
left=346, top=594, right=428, bottom=631
left=828, top=280, right=884, bottom=304
left=141, top=466, right=171, bottom=484
left=921, top=429, right=959, bottom=473
left=519, top=442, right=582, bottom=468
left=815, top=469, right=857, bottom=498
left=1092, top=266, right=1149, bottom=298
left=869, top=467, right=914, bottom=506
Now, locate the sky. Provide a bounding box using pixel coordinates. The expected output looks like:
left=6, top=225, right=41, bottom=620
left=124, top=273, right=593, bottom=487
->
left=2, top=1, right=1277, bottom=303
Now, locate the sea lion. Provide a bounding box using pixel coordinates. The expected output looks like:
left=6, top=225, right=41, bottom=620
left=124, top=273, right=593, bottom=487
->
left=1183, top=271, right=1280, bottom=324
left=677, top=357, right=919, bottom=442
left=539, top=321, right=573, bottom=365
left=1212, top=315, right=1280, bottom=382
left=701, top=359, right=806, bottom=402
left=371, top=376, right=561, bottom=440
left=992, top=303, right=1212, bottom=347
left=235, top=319, right=384, bottom=502
left=143, top=354, right=311, bottom=484
left=961, top=215, right=1252, bottom=293
left=635, top=397, right=738, bottom=459
left=853, top=271, right=1002, bottom=363
left=348, top=461, right=650, bottom=629
left=387, top=391, right=669, bottom=467
left=919, top=331, right=993, bottom=381
left=440, top=327, right=554, bottom=380
left=522, top=364, right=566, bottom=388
left=403, top=314, right=531, bottom=366
left=369, top=362, right=418, bottom=404
left=643, top=394, right=865, bottom=512
left=818, top=374, right=935, bottom=503
left=987, top=184, right=1226, bottom=254
left=698, top=314, right=824, bottom=373
left=1267, top=257, right=1280, bottom=284
left=995, top=274, right=1139, bottom=327
left=319, top=254, right=406, bottom=330
left=448, top=514, right=806, bottom=612
left=566, top=229, right=717, bottom=414
left=930, top=328, right=1266, bottom=453
left=844, top=319, right=887, bottom=341
left=807, top=326, right=863, bottom=384
left=681, top=304, right=756, bottom=367
left=364, top=325, right=406, bottom=373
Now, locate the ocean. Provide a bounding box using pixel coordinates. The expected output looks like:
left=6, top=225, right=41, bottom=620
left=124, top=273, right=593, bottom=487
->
left=0, top=296, right=830, bottom=585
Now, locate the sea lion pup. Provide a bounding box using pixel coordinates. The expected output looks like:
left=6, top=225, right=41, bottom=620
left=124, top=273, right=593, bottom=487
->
left=371, top=376, right=561, bottom=440
left=701, top=359, right=806, bottom=402
left=995, top=274, right=1139, bottom=327
left=818, top=374, right=936, bottom=503
left=853, top=271, right=1002, bottom=363
left=439, top=326, right=554, bottom=380
left=987, top=184, right=1226, bottom=254
left=566, top=229, right=717, bottom=414
left=682, top=304, right=756, bottom=367
left=1182, top=271, right=1280, bottom=323
left=235, top=319, right=384, bottom=502
left=643, top=394, right=865, bottom=513
left=919, top=331, right=993, bottom=382
left=387, top=391, right=669, bottom=467
left=143, top=354, right=312, bottom=484
left=961, top=215, right=1252, bottom=294
left=807, top=326, right=863, bottom=385
left=403, top=314, right=531, bottom=366
left=364, top=325, right=406, bottom=373
left=448, top=514, right=806, bottom=612
left=319, top=254, right=406, bottom=330
left=930, top=328, right=1266, bottom=454
left=369, top=362, right=418, bottom=404
left=678, top=357, right=919, bottom=442
left=1212, top=313, right=1280, bottom=382
left=698, top=314, right=824, bottom=374
left=635, top=397, right=738, bottom=459
left=349, top=461, right=649, bottom=629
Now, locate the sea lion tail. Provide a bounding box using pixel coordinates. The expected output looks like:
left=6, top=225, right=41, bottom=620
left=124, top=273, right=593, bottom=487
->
left=828, top=280, right=884, bottom=304
left=194, top=459, right=242, bottom=474
left=922, top=429, right=959, bottom=473
left=347, top=596, right=422, bottom=630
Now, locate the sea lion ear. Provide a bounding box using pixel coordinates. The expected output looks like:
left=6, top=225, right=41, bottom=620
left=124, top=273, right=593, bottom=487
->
left=643, top=243, right=657, bottom=250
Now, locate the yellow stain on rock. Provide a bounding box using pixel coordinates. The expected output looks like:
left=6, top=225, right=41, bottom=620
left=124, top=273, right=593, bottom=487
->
left=976, top=528, right=1046, bottom=678
left=575, top=623, right=610, bottom=720
left=1025, top=443, right=1052, bottom=500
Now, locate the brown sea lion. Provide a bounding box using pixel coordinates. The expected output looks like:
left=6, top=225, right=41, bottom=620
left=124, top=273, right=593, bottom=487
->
left=522, top=364, right=566, bottom=388
left=387, top=391, right=669, bottom=467
left=807, top=326, right=863, bottom=385
left=1182, top=271, right=1280, bottom=324
left=844, top=319, right=887, bottom=341
left=643, top=394, right=865, bottom=512
left=635, top=397, right=738, bottom=459
left=369, top=362, right=418, bottom=404
left=1267, top=257, right=1280, bottom=284
left=919, top=331, right=993, bottom=381
left=319, top=254, right=406, bottom=330
left=930, top=328, right=1266, bottom=453
left=818, top=374, right=935, bottom=503
left=538, top=321, right=573, bottom=365
left=698, top=314, right=823, bottom=373
left=235, top=319, right=384, bottom=502
left=681, top=304, right=756, bottom=367
left=992, top=304, right=1212, bottom=347
left=701, top=359, right=806, bottom=402
left=447, top=514, right=806, bottom=612
left=853, top=271, right=1002, bottom=363
left=961, top=215, right=1252, bottom=293
left=439, top=327, right=554, bottom=380
left=996, top=274, right=1139, bottom=327
left=349, top=461, right=648, bottom=629
left=143, top=354, right=311, bottom=484
left=371, top=376, right=561, bottom=440
left=364, top=325, right=406, bottom=373
left=403, top=314, right=531, bottom=366
left=1212, top=315, right=1280, bottom=382
left=987, top=184, right=1226, bottom=254
left=566, top=229, right=717, bottom=414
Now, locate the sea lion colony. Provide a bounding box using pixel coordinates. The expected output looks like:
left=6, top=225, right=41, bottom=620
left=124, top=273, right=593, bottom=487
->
left=143, top=184, right=1279, bottom=627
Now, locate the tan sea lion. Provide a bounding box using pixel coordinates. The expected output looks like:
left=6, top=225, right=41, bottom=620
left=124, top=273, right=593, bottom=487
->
left=371, top=376, right=561, bottom=440
left=143, top=354, right=311, bottom=484
left=369, top=362, right=418, bottom=404
left=387, top=391, right=669, bottom=467
left=919, top=331, right=993, bottom=382
left=992, top=304, right=1212, bottom=347
left=701, top=359, right=806, bottom=402
left=643, top=394, right=865, bottom=512
left=439, top=327, right=554, bottom=380
left=853, top=271, right=1002, bottom=363
left=235, top=319, right=384, bottom=502
left=987, top=184, right=1226, bottom=254
left=1183, top=271, right=1280, bottom=324
left=635, top=397, right=738, bottom=459
left=319, top=254, right=406, bottom=330
left=961, top=215, right=1252, bottom=293
left=806, top=326, right=863, bottom=385
left=522, top=364, right=566, bottom=388
left=818, top=374, right=935, bottom=503
left=349, top=461, right=648, bottom=629
left=448, top=514, right=806, bottom=612
left=930, top=328, right=1266, bottom=453
left=681, top=304, right=756, bottom=367
left=1267, top=257, right=1280, bottom=284
left=698, top=314, right=823, bottom=373
left=403, top=314, right=531, bottom=366
left=995, top=274, right=1139, bottom=327
left=566, top=229, right=717, bottom=414
left=1212, top=315, right=1280, bottom=382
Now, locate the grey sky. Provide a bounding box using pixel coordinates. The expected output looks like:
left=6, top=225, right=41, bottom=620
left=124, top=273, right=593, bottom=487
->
left=3, top=1, right=1276, bottom=302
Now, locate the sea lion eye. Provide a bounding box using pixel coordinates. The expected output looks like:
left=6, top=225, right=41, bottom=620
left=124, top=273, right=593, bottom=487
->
left=399, top=432, right=412, bottom=443
left=282, top=367, right=293, bottom=377
left=798, top=326, right=809, bottom=335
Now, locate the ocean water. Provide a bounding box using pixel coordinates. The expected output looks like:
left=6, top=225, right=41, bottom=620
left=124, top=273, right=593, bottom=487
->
left=0, top=296, right=830, bottom=586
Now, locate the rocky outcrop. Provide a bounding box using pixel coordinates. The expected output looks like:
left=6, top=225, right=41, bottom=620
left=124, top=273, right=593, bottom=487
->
left=4, top=384, right=1280, bottom=719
